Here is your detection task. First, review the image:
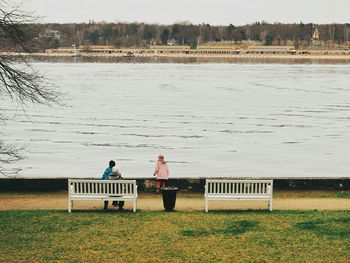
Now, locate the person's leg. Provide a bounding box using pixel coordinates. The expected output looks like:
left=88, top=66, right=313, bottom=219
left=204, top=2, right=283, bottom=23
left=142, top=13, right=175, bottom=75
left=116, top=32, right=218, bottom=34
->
left=104, top=200, right=108, bottom=210
left=118, top=201, right=125, bottom=210
left=164, top=180, right=168, bottom=187
left=161, top=180, right=166, bottom=188
left=155, top=180, right=161, bottom=193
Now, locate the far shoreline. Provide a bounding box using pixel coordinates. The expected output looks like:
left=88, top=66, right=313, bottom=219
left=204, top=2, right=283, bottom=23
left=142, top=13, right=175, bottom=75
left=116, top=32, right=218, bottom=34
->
left=5, top=52, right=350, bottom=64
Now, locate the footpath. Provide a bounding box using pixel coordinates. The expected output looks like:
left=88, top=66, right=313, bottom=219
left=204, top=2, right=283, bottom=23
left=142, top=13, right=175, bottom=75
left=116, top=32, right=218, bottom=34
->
left=0, top=191, right=349, bottom=211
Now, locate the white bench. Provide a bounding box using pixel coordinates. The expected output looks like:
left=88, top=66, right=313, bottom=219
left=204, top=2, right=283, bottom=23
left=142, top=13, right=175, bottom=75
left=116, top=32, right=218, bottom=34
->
left=204, top=179, right=273, bottom=212
left=68, top=179, right=138, bottom=212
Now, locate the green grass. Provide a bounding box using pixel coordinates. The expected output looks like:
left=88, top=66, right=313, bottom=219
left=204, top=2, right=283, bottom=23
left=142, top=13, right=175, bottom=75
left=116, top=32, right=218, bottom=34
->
left=0, top=210, right=349, bottom=262
left=181, top=219, right=259, bottom=237
left=321, top=192, right=350, bottom=198
left=295, top=217, right=350, bottom=238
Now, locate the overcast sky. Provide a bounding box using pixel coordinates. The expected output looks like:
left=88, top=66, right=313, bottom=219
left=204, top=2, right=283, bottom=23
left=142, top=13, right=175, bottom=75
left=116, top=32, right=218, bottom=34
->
left=25, top=0, right=350, bottom=25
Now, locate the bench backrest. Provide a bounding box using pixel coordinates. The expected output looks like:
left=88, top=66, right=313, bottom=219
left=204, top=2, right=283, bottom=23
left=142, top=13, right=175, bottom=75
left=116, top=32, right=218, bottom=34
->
left=205, top=180, right=273, bottom=196
left=69, top=179, right=137, bottom=196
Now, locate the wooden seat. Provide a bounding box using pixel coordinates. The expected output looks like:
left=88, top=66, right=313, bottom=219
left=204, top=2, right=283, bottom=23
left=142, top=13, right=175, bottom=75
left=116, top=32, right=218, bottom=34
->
left=204, top=179, right=273, bottom=212
left=68, top=179, right=138, bottom=212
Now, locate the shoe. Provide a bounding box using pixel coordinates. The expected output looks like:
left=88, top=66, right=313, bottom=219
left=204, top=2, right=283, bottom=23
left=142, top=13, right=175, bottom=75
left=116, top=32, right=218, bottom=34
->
left=118, top=207, right=124, bottom=211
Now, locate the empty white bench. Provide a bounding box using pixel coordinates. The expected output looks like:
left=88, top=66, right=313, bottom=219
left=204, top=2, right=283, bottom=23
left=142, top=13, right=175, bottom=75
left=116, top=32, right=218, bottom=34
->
left=204, top=179, right=273, bottom=212
left=68, top=179, right=138, bottom=212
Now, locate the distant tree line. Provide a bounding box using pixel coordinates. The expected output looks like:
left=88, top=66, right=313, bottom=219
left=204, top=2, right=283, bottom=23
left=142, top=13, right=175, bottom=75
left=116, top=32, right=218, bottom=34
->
left=28, top=21, right=350, bottom=50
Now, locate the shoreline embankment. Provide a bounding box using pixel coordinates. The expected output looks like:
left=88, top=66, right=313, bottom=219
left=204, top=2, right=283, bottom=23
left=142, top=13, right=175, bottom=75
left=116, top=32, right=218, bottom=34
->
left=1, top=178, right=349, bottom=192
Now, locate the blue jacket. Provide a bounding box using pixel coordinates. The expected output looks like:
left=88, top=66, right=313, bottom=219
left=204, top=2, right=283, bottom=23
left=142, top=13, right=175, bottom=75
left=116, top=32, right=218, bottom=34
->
left=102, top=167, right=112, bottom=180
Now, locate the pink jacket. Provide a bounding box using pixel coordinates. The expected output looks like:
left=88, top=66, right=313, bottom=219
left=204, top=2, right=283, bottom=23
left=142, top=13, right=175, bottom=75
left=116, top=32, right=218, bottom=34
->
left=154, top=162, right=169, bottom=180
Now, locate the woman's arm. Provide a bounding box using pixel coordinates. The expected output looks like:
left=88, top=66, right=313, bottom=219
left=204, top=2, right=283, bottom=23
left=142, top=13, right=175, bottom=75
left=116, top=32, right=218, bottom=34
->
left=153, top=163, right=159, bottom=176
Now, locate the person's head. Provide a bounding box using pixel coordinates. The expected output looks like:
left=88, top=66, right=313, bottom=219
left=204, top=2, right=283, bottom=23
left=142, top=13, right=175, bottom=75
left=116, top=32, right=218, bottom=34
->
left=109, top=160, right=116, bottom=168
left=158, top=155, right=165, bottom=163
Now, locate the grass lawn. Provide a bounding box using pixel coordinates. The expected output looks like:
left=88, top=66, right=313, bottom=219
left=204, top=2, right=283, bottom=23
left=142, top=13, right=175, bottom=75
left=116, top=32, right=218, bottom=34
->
left=0, top=210, right=349, bottom=263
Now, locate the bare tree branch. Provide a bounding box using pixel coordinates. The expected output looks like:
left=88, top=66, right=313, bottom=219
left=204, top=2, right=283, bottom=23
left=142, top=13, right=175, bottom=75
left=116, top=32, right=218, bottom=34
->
left=0, top=140, right=23, bottom=164
left=0, top=1, right=61, bottom=176
left=0, top=140, right=24, bottom=177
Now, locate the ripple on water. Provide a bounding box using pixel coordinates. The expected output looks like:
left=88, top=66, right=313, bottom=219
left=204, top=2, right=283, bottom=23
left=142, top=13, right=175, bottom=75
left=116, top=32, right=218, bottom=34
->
left=2, top=63, right=350, bottom=179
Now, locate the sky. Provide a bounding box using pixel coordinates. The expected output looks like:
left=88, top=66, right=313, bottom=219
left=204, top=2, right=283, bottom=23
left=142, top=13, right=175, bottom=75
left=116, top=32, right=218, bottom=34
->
left=24, top=0, right=350, bottom=25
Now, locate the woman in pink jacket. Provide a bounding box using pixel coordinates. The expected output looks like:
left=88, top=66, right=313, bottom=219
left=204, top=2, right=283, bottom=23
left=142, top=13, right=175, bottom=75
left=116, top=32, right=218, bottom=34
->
left=153, top=155, right=169, bottom=193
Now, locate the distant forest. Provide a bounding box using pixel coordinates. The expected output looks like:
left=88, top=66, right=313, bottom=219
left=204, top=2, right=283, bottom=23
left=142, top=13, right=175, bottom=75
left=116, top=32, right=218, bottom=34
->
left=36, top=22, right=350, bottom=50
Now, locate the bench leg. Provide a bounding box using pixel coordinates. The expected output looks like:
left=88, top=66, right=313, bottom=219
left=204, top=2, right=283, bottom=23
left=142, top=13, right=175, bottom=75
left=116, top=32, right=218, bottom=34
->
left=205, top=198, right=208, bottom=213
left=133, top=199, right=137, bottom=212
left=68, top=199, right=72, bottom=213
left=269, top=198, right=273, bottom=211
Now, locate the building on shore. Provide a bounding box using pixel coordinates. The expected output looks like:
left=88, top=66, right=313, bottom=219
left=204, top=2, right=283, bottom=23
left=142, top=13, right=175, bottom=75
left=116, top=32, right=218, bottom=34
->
left=149, top=45, right=191, bottom=54
left=297, top=47, right=350, bottom=55
left=46, top=46, right=152, bottom=56
left=196, top=45, right=241, bottom=55
left=245, top=46, right=296, bottom=55
left=312, top=28, right=320, bottom=41
left=44, top=44, right=350, bottom=57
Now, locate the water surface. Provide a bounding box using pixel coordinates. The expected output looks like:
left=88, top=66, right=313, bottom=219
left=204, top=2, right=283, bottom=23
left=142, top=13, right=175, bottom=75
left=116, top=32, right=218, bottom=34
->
left=2, top=63, right=350, bottom=178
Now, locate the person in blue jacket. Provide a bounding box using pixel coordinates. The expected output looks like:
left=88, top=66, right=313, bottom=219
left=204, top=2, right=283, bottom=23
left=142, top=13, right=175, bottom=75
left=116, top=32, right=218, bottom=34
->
left=102, top=160, right=124, bottom=210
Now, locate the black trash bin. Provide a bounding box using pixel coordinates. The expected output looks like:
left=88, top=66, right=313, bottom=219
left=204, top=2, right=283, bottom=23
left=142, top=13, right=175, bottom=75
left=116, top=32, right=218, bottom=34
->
left=161, top=187, right=178, bottom=211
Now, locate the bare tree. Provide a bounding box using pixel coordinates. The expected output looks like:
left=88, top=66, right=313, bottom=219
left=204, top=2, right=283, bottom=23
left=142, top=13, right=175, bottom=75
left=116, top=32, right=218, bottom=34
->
left=0, top=1, right=60, bottom=176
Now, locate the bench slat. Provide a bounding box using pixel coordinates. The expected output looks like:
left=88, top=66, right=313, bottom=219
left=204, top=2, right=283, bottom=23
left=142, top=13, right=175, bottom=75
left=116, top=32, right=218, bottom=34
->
left=69, top=180, right=136, bottom=195
left=68, top=179, right=137, bottom=213
left=205, top=179, right=273, bottom=212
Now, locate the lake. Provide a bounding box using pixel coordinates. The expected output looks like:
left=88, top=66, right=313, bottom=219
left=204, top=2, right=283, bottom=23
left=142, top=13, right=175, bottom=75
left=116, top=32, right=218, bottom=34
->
left=2, top=62, right=350, bottom=179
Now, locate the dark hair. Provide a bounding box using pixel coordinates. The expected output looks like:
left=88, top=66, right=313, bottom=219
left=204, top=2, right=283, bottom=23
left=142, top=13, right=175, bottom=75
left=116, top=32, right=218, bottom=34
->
left=109, top=160, right=115, bottom=167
